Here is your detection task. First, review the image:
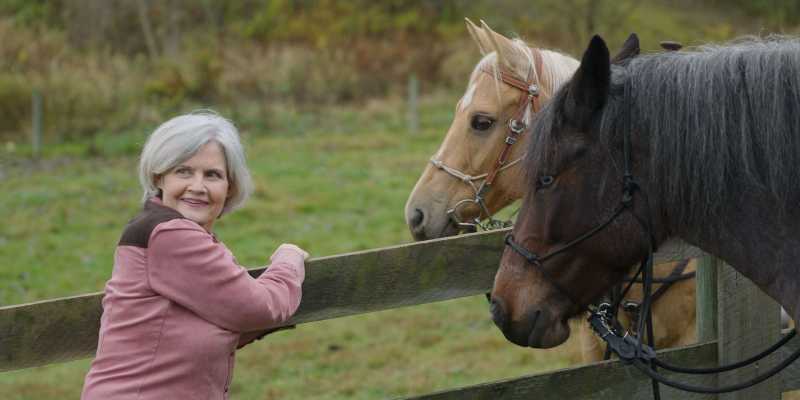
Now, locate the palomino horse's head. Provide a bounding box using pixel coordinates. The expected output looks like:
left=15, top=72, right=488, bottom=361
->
left=490, top=35, right=657, bottom=348
left=404, top=19, right=579, bottom=241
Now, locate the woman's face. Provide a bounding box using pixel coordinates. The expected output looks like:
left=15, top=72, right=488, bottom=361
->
left=157, top=142, right=230, bottom=231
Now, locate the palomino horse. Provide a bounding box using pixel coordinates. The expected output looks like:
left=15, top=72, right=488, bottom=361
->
left=405, top=20, right=696, bottom=361
left=493, top=35, right=800, bottom=350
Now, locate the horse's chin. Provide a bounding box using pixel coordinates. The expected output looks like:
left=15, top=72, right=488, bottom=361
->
left=410, top=218, right=461, bottom=241
left=527, top=319, right=571, bottom=348
left=500, top=311, right=571, bottom=349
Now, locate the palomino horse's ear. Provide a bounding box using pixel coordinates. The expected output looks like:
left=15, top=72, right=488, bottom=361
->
left=563, top=35, right=610, bottom=129
left=479, top=19, right=512, bottom=69
left=465, top=18, right=489, bottom=55
left=611, top=33, right=639, bottom=64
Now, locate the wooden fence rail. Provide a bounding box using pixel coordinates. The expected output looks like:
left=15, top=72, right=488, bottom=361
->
left=1, top=228, right=794, bottom=400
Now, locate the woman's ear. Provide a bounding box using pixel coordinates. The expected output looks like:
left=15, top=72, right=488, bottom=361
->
left=154, top=175, right=166, bottom=199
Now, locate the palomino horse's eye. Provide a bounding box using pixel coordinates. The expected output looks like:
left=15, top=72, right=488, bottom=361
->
left=470, top=115, right=495, bottom=131
left=536, top=175, right=555, bottom=190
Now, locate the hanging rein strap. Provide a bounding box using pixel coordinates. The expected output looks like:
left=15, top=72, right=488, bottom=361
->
left=616, top=258, right=694, bottom=335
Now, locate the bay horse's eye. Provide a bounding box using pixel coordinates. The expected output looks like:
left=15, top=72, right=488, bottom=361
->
left=536, top=175, right=555, bottom=190
left=470, top=115, right=495, bottom=131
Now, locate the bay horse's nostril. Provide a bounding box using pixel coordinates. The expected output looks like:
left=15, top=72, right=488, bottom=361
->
left=410, top=208, right=425, bottom=229
left=490, top=297, right=507, bottom=330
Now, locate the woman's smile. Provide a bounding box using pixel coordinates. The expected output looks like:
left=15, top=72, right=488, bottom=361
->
left=181, top=197, right=210, bottom=207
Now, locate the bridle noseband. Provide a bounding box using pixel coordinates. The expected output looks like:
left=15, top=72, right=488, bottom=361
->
left=430, top=49, right=543, bottom=231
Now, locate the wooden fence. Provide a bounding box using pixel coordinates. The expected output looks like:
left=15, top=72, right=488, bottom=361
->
left=0, top=228, right=795, bottom=399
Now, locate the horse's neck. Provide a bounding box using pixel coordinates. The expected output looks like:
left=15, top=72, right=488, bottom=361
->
left=676, top=191, right=800, bottom=320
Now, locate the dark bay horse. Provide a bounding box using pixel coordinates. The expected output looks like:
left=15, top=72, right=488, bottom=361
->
left=492, top=35, right=800, bottom=348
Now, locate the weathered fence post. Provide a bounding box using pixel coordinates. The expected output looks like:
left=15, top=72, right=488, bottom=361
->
left=695, top=256, right=719, bottom=399
left=31, top=90, right=43, bottom=159
left=717, top=261, right=782, bottom=399
left=696, top=256, right=718, bottom=342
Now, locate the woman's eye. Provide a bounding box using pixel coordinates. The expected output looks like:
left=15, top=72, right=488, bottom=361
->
left=536, top=175, right=555, bottom=190
left=471, top=115, right=495, bottom=131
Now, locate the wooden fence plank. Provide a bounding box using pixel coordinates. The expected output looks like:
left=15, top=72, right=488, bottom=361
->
left=0, top=230, right=703, bottom=372
left=400, top=342, right=718, bottom=400
left=401, top=333, right=800, bottom=400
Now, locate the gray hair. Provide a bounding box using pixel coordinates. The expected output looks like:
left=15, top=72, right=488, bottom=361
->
left=138, top=110, right=253, bottom=216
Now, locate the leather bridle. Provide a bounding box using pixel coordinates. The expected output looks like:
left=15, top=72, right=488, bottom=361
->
left=430, top=49, right=543, bottom=231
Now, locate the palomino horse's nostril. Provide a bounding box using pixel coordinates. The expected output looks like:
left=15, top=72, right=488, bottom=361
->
left=410, top=208, right=425, bottom=229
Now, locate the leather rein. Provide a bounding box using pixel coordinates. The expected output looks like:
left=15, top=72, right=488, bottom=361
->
left=429, top=49, right=543, bottom=232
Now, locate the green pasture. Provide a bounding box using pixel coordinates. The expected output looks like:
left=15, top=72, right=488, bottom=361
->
left=0, top=93, right=582, bottom=399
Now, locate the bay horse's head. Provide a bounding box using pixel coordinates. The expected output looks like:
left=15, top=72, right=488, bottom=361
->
left=404, top=19, right=579, bottom=241
left=490, top=34, right=654, bottom=348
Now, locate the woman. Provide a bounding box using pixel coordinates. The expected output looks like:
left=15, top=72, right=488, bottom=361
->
left=82, top=111, right=307, bottom=399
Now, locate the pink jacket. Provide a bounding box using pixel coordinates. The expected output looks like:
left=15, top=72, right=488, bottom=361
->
left=81, top=199, right=305, bottom=400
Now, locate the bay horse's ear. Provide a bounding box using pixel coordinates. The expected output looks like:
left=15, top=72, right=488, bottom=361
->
left=563, top=35, right=610, bottom=130
left=465, top=18, right=489, bottom=55
left=611, top=33, right=639, bottom=64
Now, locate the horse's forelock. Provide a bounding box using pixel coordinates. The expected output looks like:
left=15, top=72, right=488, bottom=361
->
left=525, top=91, right=565, bottom=187
left=467, top=41, right=578, bottom=125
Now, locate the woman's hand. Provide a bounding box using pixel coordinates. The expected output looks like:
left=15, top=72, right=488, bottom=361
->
left=275, top=243, right=310, bottom=260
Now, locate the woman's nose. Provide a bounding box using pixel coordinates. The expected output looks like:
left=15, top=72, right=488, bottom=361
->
left=187, top=174, right=207, bottom=192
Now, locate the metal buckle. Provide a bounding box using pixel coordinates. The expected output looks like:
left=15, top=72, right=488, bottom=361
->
left=508, top=119, right=525, bottom=134
left=505, top=136, right=517, bottom=145
left=528, top=84, right=539, bottom=96
left=622, top=300, right=640, bottom=314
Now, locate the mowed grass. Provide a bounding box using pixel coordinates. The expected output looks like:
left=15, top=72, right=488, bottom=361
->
left=0, top=93, right=584, bottom=399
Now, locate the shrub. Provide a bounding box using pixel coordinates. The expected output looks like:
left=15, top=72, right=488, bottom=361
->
left=0, top=73, right=31, bottom=140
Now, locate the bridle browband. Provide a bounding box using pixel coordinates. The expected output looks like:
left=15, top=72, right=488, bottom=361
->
left=430, top=49, right=543, bottom=231
left=503, top=66, right=800, bottom=397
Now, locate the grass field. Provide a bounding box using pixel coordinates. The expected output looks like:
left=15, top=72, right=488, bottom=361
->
left=0, top=92, right=586, bottom=399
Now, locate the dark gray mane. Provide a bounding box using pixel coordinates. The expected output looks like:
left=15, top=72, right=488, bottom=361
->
left=530, top=37, right=800, bottom=229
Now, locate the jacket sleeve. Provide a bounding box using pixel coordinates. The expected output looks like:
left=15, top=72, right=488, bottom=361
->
left=146, top=219, right=304, bottom=332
